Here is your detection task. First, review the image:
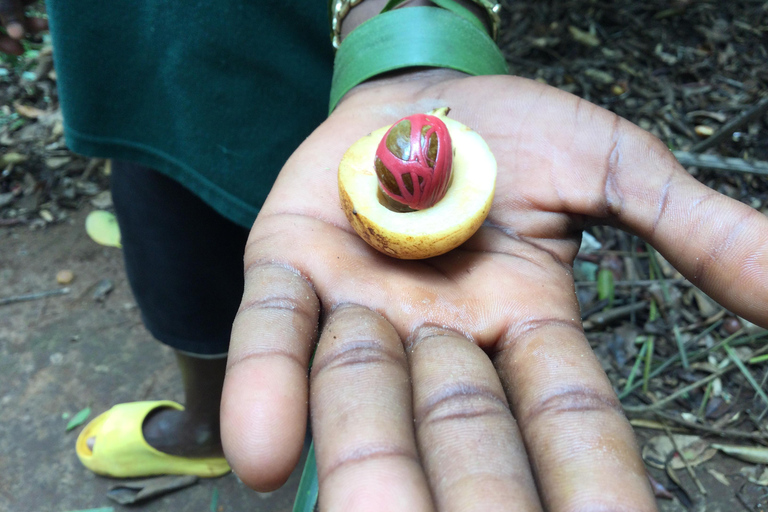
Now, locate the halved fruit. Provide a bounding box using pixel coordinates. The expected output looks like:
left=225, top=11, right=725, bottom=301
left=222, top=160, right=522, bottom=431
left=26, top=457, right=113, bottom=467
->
left=338, top=110, right=496, bottom=259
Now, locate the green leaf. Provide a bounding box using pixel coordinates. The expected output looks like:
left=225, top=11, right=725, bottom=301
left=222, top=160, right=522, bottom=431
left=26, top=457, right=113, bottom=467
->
left=66, top=407, right=91, bottom=432
left=292, top=442, right=319, bottom=512
left=85, top=210, right=122, bottom=248
left=430, top=0, right=487, bottom=33
left=382, top=0, right=486, bottom=33
left=596, top=268, right=614, bottom=306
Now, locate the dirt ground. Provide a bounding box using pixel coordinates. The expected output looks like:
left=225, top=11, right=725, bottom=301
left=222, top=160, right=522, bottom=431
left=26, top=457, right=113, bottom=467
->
left=0, top=207, right=307, bottom=512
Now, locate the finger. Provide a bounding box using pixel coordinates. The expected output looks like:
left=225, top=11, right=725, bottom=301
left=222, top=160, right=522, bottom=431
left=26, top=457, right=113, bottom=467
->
left=220, top=263, right=320, bottom=491
left=494, top=315, right=656, bottom=511
left=592, top=120, right=768, bottom=326
left=311, top=305, right=433, bottom=511
left=410, top=327, right=542, bottom=512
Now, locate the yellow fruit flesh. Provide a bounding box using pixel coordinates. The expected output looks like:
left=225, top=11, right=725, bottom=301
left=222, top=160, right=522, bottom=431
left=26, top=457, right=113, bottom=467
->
left=338, top=113, right=496, bottom=259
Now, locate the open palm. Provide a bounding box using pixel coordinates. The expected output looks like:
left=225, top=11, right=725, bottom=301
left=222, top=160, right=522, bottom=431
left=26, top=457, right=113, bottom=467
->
left=221, top=70, right=768, bottom=511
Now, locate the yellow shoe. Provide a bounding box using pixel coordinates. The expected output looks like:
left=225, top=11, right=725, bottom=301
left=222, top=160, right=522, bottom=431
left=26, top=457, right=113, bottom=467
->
left=75, top=400, right=231, bottom=478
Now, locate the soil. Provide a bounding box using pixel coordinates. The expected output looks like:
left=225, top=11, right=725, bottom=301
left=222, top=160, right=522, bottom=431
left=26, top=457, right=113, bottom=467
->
left=1, top=1, right=767, bottom=511
left=0, top=208, right=306, bottom=511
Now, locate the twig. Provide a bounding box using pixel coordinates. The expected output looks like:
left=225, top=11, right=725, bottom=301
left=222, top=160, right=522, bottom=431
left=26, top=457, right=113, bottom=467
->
left=575, top=278, right=692, bottom=287
left=627, top=410, right=768, bottom=441
left=689, top=96, right=768, bottom=153
left=582, top=301, right=648, bottom=329
left=0, top=287, right=71, bottom=306
left=0, top=218, right=27, bottom=227
left=673, top=151, right=768, bottom=175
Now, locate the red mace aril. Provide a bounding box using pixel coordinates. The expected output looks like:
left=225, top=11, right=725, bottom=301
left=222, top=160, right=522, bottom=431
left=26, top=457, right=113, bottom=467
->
left=374, top=113, right=453, bottom=210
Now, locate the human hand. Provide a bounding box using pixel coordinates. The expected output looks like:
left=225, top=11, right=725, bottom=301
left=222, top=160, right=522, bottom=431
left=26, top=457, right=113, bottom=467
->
left=221, top=69, right=768, bottom=510
left=0, top=0, right=46, bottom=55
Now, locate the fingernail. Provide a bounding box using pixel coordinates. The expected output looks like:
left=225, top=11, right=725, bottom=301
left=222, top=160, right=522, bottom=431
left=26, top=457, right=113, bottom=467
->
left=7, top=23, right=24, bottom=39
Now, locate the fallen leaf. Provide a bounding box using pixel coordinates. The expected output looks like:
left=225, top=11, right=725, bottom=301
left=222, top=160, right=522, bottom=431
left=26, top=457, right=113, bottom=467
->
left=712, top=444, right=768, bottom=464
left=85, top=211, right=122, bottom=248
left=740, top=466, right=768, bottom=486
left=695, top=125, right=715, bottom=138
left=90, top=191, right=113, bottom=209
left=0, top=152, right=27, bottom=166
left=568, top=25, right=600, bottom=46
left=45, top=156, right=72, bottom=169
left=707, top=468, right=730, bottom=486
left=680, top=412, right=698, bottom=423
left=642, top=435, right=715, bottom=470
left=66, top=407, right=91, bottom=432
left=579, top=231, right=602, bottom=253
left=39, top=209, right=54, bottom=223
left=13, top=101, right=47, bottom=119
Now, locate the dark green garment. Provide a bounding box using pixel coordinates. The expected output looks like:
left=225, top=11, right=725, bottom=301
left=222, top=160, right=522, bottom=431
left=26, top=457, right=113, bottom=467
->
left=47, top=1, right=333, bottom=227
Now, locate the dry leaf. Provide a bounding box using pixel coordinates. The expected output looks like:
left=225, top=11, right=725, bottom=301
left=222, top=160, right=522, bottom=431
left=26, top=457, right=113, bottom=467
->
left=713, top=444, right=768, bottom=464
left=707, top=468, right=730, bottom=486
left=642, top=435, right=715, bottom=470
left=740, top=466, right=768, bottom=486
left=39, top=209, right=54, bottom=223
left=14, top=101, right=47, bottom=119
left=568, top=25, right=600, bottom=47
left=0, top=152, right=27, bottom=166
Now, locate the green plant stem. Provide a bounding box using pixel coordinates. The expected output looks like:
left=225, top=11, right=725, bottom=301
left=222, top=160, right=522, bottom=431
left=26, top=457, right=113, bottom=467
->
left=293, top=442, right=319, bottom=512
left=723, top=342, right=768, bottom=408
left=642, top=336, right=654, bottom=394
left=623, top=340, right=648, bottom=395
left=618, top=323, right=755, bottom=400
left=697, top=379, right=713, bottom=420
left=624, top=343, right=768, bottom=413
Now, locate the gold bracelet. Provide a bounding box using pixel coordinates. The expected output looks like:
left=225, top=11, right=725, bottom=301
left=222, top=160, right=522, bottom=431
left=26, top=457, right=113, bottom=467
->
left=470, top=0, right=502, bottom=41
left=331, top=0, right=365, bottom=50
left=330, top=0, right=502, bottom=50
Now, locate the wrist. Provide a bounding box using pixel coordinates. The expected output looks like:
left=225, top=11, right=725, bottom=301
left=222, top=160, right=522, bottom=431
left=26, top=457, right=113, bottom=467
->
left=328, top=2, right=507, bottom=113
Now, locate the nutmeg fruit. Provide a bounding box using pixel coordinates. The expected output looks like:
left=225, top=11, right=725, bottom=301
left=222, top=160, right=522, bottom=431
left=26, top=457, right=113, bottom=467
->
left=338, top=108, right=496, bottom=259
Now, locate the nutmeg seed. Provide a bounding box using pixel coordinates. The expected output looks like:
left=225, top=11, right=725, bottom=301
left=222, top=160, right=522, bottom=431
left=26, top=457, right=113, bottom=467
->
left=374, top=113, right=453, bottom=211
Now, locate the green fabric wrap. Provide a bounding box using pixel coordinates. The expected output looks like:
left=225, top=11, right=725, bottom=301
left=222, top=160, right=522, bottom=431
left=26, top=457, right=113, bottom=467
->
left=329, top=6, right=508, bottom=113
left=46, top=1, right=333, bottom=228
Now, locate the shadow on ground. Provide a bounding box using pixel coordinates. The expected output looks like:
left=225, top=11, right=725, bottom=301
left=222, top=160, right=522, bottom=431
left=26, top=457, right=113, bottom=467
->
left=0, top=208, right=306, bottom=512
